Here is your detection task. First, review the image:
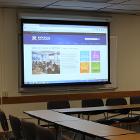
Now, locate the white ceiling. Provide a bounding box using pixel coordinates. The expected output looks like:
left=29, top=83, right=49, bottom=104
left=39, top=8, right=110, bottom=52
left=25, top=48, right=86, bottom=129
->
left=0, top=0, right=140, bottom=14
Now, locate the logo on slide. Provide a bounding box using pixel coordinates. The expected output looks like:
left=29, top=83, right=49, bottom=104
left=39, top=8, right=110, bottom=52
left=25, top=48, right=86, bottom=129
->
left=32, top=36, right=37, bottom=40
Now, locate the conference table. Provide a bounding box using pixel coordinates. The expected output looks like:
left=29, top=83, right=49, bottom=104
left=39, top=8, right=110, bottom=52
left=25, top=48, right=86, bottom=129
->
left=55, top=118, right=135, bottom=138
left=24, top=110, right=79, bottom=123
left=53, top=104, right=140, bottom=115
left=24, top=109, right=135, bottom=139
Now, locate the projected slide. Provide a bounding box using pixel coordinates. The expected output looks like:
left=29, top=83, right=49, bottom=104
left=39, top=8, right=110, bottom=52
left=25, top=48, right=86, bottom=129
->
left=32, top=51, right=60, bottom=74
left=22, top=21, right=109, bottom=85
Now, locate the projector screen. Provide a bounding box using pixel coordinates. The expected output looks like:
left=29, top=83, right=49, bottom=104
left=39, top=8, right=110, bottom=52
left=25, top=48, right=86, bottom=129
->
left=20, top=19, right=110, bottom=88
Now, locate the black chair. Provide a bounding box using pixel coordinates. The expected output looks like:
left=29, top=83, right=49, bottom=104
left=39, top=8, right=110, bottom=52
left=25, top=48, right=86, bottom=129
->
left=0, top=110, right=14, bottom=140
left=37, top=101, right=70, bottom=126
left=0, top=110, right=9, bottom=132
left=21, top=120, right=36, bottom=140
left=97, top=119, right=117, bottom=126
left=36, top=124, right=72, bottom=140
left=130, top=96, right=140, bottom=104
left=47, top=100, right=70, bottom=123
left=47, top=101, right=71, bottom=138
left=46, top=100, right=70, bottom=126
left=61, top=135, right=73, bottom=140
left=105, top=98, right=140, bottom=128
left=9, top=115, right=23, bottom=140
left=130, top=96, right=140, bottom=115
left=47, top=100, right=70, bottom=109
left=36, top=125, right=55, bottom=140
left=106, top=98, right=130, bottom=118
left=81, top=99, right=105, bottom=120
left=41, top=101, right=70, bottom=126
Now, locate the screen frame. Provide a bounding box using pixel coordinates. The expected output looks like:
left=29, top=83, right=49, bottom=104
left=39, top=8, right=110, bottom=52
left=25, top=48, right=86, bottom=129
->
left=20, top=18, right=110, bottom=89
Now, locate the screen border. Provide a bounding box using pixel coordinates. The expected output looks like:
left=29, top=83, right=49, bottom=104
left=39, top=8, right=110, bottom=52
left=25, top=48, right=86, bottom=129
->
left=20, top=18, right=110, bottom=89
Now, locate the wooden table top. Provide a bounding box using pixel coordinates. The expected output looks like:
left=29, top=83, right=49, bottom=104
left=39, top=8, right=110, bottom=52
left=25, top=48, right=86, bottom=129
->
left=105, top=133, right=140, bottom=140
left=24, top=110, right=79, bottom=123
left=53, top=104, right=140, bottom=114
left=24, top=109, right=135, bottom=138
left=56, top=119, right=135, bottom=138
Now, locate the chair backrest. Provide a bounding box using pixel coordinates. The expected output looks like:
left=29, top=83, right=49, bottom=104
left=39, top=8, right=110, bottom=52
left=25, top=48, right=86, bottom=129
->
left=47, top=101, right=70, bottom=109
left=21, top=120, right=36, bottom=140
left=61, top=135, right=72, bottom=140
left=36, top=125, right=55, bottom=140
left=82, top=99, right=104, bottom=107
left=0, top=110, right=9, bottom=131
left=130, top=96, right=140, bottom=104
left=106, top=98, right=129, bottom=114
left=9, top=115, right=23, bottom=140
left=36, top=125, right=72, bottom=140
left=106, top=98, right=127, bottom=106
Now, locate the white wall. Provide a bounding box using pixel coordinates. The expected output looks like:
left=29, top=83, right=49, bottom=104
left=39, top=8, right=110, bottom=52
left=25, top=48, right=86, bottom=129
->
left=0, top=8, right=140, bottom=120
left=0, top=9, right=47, bottom=121
left=110, top=14, right=140, bottom=90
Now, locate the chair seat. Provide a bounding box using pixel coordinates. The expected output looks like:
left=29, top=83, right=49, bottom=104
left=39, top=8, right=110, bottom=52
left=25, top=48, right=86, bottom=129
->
left=97, top=119, right=116, bottom=125
left=106, top=98, right=130, bottom=116
left=98, top=116, right=140, bottom=126
left=107, top=109, right=130, bottom=115
left=119, top=116, right=140, bottom=123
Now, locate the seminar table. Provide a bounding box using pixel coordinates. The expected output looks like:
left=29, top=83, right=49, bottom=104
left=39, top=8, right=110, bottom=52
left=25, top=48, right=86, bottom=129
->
left=24, top=110, right=135, bottom=139
left=53, top=104, right=140, bottom=115
left=56, top=118, right=135, bottom=138
left=24, top=110, right=79, bottom=123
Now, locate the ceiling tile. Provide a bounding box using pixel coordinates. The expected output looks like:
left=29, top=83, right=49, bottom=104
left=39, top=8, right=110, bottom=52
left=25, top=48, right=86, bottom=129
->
left=74, top=0, right=110, bottom=2
left=107, top=4, right=140, bottom=10
left=0, top=0, right=140, bottom=14
left=122, top=0, right=140, bottom=5
left=0, top=0, right=54, bottom=2
left=47, top=5, right=100, bottom=11
left=108, top=0, right=129, bottom=4
left=0, top=0, right=58, bottom=7
left=49, top=0, right=112, bottom=10
left=101, top=8, right=137, bottom=13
